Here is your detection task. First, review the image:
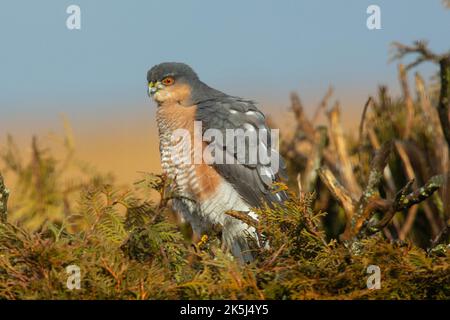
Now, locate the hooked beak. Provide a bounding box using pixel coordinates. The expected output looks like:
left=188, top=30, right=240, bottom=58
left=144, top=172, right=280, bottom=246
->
left=147, top=81, right=160, bottom=97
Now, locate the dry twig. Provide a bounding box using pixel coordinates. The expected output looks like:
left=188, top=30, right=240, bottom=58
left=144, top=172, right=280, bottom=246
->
left=398, top=64, right=415, bottom=139
left=319, top=142, right=444, bottom=241
left=0, top=174, right=9, bottom=223
left=327, top=102, right=362, bottom=197
left=225, top=210, right=259, bottom=229
left=358, top=97, right=373, bottom=147
left=302, top=126, right=328, bottom=193
left=312, top=86, right=333, bottom=124
left=392, top=41, right=450, bottom=147
left=290, top=92, right=315, bottom=140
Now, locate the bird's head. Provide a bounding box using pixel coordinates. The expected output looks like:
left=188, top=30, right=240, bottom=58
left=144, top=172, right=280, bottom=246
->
left=147, top=62, right=200, bottom=105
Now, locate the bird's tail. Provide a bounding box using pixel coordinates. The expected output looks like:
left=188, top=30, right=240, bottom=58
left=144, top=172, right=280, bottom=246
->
left=229, top=235, right=256, bottom=263
left=222, top=220, right=262, bottom=264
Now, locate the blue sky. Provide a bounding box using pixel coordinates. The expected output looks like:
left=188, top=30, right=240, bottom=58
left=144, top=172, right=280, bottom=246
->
left=0, top=0, right=449, bottom=124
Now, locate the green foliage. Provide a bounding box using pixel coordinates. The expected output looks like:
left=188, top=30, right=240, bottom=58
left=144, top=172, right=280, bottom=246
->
left=0, top=168, right=448, bottom=299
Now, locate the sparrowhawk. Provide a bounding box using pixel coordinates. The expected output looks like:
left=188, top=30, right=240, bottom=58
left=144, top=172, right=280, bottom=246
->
left=147, top=62, right=287, bottom=262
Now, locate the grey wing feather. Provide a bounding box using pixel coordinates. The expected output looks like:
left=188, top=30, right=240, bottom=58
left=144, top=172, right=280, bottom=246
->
left=196, top=96, right=288, bottom=208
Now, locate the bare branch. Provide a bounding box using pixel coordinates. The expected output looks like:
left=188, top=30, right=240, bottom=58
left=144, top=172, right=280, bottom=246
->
left=302, top=126, right=328, bottom=192
left=327, top=103, right=362, bottom=197
left=392, top=41, right=450, bottom=148
left=0, top=174, right=9, bottom=223
left=365, top=142, right=393, bottom=195
left=395, top=175, right=444, bottom=211
left=395, top=141, right=442, bottom=236
left=366, top=175, right=444, bottom=233
left=312, top=86, right=334, bottom=124
left=395, top=141, right=416, bottom=182
left=346, top=142, right=393, bottom=239
left=225, top=210, right=259, bottom=229
left=367, top=128, right=397, bottom=194
left=415, top=73, right=444, bottom=140
left=290, top=92, right=315, bottom=140
left=358, top=97, right=373, bottom=147
left=399, top=206, right=419, bottom=241
left=318, top=166, right=356, bottom=221
left=430, top=221, right=450, bottom=249
left=438, top=56, right=450, bottom=147
left=296, top=173, right=303, bottom=201
left=398, top=64, right=415, bottom=138
left=391, top=41, right=442, bottom=69
left=318, top=139, right=444, bottom=241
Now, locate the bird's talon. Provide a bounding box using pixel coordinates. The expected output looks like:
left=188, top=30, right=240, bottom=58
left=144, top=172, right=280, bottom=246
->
left=197, top=234, right=209, bottom=248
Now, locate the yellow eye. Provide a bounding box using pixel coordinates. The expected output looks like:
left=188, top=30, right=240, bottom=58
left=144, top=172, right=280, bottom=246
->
left=161, top=76, right=175, bottom=86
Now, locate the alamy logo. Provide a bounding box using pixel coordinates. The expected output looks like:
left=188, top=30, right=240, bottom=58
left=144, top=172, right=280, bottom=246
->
left=367, top=5, right=381, bottom=30
left=66, top=265, right=81, bottom=290
left=366, top=265, right=381, bottom=290
left=66, top=5, right=81, bottom=30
